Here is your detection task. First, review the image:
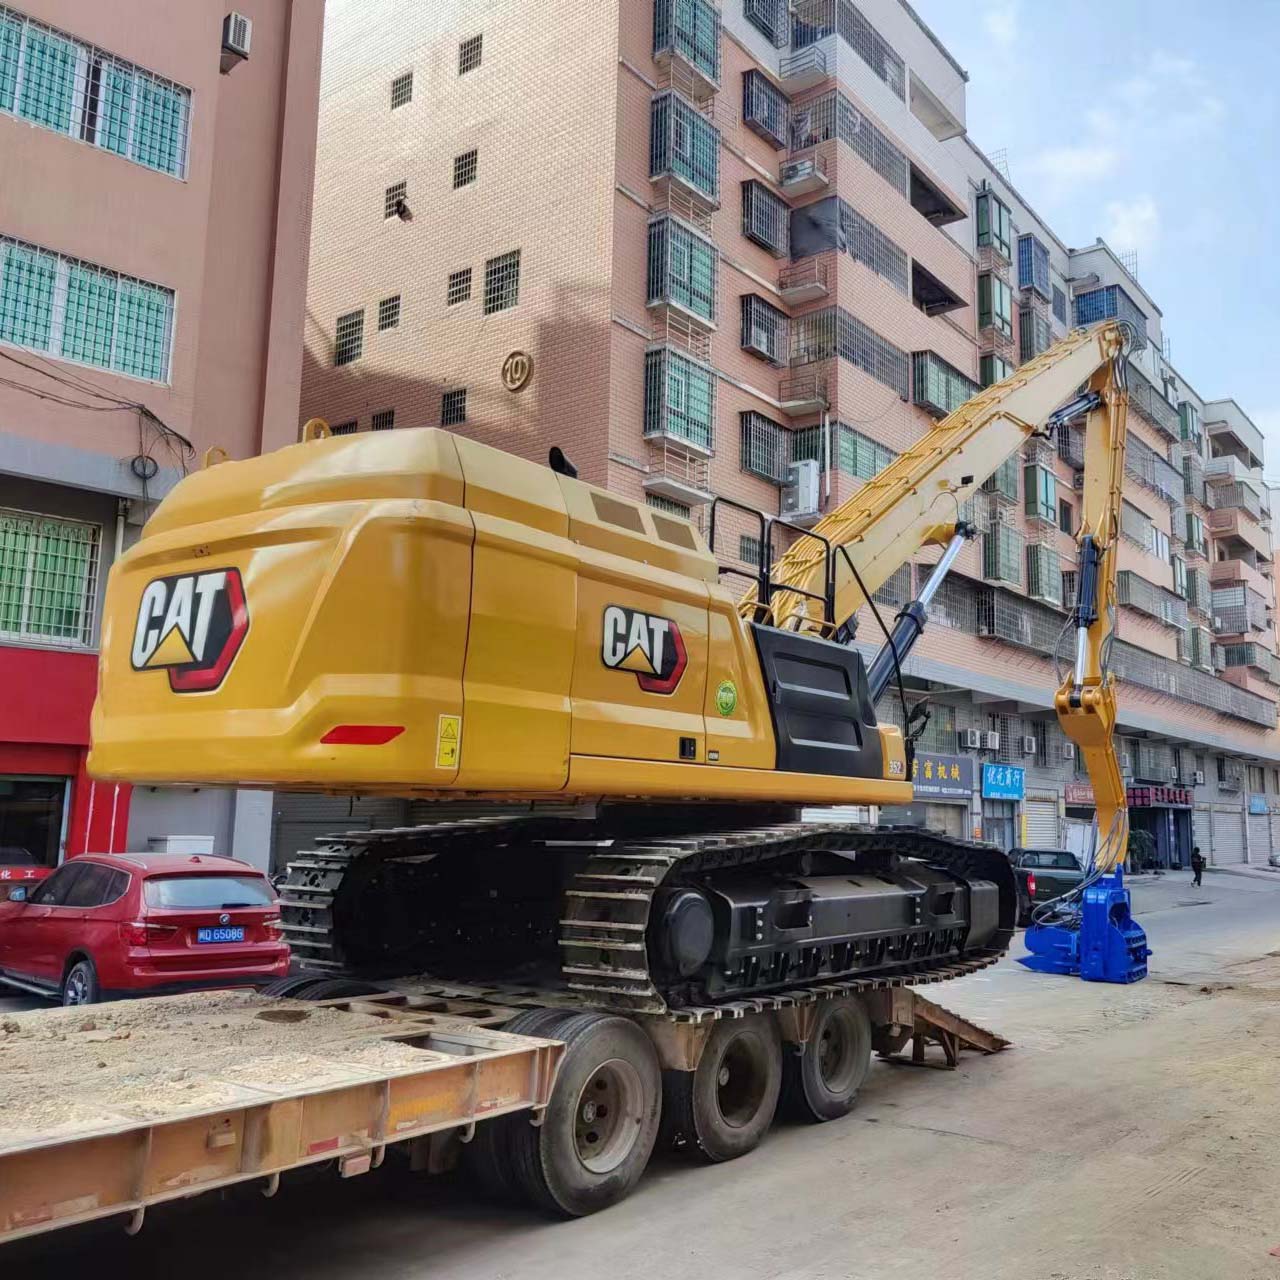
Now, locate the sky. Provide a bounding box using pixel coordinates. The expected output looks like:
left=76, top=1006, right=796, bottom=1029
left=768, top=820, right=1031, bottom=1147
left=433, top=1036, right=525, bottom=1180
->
left=918, top=0, right=1280, bottom=475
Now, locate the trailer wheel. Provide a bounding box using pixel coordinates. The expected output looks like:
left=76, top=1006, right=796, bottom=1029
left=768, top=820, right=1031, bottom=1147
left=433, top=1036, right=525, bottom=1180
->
left=508, top=1012, right=662, bottom=1217
left=664, top=1014, right=782, bottom=1163
left=781, top=997, right=872, bottom=1123
left=464, top=1007, right=577, bottom=1203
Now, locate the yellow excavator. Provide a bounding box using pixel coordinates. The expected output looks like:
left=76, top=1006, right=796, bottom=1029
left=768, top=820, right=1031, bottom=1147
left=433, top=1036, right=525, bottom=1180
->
left=88, top=320, right=1146, bottom=1210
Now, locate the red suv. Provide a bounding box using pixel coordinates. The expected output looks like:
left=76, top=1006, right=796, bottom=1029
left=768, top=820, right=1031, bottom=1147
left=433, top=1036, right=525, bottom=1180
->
left=0, top=853, right=290, bottom=1005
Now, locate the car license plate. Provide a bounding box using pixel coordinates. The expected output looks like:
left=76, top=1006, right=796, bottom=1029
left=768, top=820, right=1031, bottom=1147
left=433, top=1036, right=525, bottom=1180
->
left=197, top=926, right=245, bottom=944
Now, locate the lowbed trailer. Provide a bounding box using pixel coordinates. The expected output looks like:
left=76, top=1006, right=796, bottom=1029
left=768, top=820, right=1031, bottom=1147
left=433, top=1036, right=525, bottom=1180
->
left=0, top=974, right=1007, bottom=1244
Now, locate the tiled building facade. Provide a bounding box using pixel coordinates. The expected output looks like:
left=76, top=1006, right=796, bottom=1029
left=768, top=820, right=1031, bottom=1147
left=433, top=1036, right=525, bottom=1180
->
left=301, top=0, right=1278, bottom=867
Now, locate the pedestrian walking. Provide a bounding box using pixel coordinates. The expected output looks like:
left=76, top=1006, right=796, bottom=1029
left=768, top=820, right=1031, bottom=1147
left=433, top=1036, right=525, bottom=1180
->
left=1190, top=846, right=1204, bottom=888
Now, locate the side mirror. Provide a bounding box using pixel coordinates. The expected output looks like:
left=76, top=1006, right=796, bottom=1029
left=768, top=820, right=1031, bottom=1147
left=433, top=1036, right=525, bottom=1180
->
left=7, top=886, right=28, bottom=902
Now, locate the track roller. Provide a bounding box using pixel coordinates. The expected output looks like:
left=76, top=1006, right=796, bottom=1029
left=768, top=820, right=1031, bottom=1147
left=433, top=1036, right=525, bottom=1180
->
left=507, top=1012, right=663, bottom=1217
left=663, top=1013, right=782, bottom=1163
left=781, top=996, right=872, bottom=1123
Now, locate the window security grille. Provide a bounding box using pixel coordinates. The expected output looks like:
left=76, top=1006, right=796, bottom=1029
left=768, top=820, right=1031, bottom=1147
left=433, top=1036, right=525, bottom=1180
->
left=371, top=408, right=395, bottom=431
left=458, top=34, right=482, bottom=75
left=446, top=268, right=472, bottom=306
left=483, top=250, right=520, bottom=315
left=333, top=309, right=364, bottom=366
left=0, top=7, right=190, bottom=176
left=377, top=294, right=401, bottom=330
left=741, top=294, right=787, bottom=365
left=330, top=421, right=357, bottom=435
left=441, top=389, right=466, bottom=426
left=384, top=181, right=407, bottom=218
left=0, top=507, right=101, bottom=647
left=453, top=149, right=478, bottom=189
left=390, top=70, right=413, bottom=109
left=0, top=234, right=175, bottom=382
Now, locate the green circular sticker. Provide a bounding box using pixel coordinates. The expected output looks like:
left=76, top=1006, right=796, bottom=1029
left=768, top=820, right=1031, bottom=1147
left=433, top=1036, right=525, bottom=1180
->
left=715, top=679, right=738, bottom=717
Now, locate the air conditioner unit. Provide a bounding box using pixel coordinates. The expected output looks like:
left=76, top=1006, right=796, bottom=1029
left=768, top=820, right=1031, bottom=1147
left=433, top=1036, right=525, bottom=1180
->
left=1169, top=765, right=1179, bottom=781
left=781, top=459, right=820, bottom=520
left=1193, top=769, right=1205, bottom=785
left=1061, top=743, right=1076, bottom=761
left=1119, top=753, right=1133, bottom=773
left=957, top=728, right=981, bottom=751
left=221, top=12, right=252, bottom=69
left=1213, top=617, right=1223, bottom=631
left=1073, top=472, right=1085, bottom=490
left=981, top=731, right=1001, bottom=752
left=1021, top=735, right=1037, bottom=756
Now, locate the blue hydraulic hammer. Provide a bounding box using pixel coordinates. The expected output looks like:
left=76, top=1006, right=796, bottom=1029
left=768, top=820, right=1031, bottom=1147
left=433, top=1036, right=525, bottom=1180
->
left=1019, top=866, right=1150, bottom=983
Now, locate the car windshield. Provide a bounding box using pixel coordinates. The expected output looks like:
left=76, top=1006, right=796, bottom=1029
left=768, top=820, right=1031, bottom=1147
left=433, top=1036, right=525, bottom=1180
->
left=144, top=873, right=273, bottom=910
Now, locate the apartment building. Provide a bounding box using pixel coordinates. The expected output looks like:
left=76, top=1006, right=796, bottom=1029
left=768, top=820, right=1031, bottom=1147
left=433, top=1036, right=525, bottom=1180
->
left=301, top=0, right=1278, bottom=868
left=0, top=1, right=323, bottom=876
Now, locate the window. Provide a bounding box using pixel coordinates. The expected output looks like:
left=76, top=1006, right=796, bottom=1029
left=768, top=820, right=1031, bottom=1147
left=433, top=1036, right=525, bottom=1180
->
left=980, top=354, right=1012, bottom=387
left=982, top=457, right=1019, bottom=502
left=789, top=306, right=910, bottom=399
left=644, top=347, right=715, bottom=451
left=743, top=0, right=787, bottom=46
left=1151, top=526, right=1170, bottom=562
left=65, top=862, right=127, bottom=908
left=1179, top=401, right=1200, bottom=442
left=1017, top=234, right=1051, bottom=300
left=377, top=294, right=401, bottom=331
left=1217, top=756, right=1227, bottom=784
left=652, top=0, right=720, bottom=86
left=453, top=148, right=478, bottom=189
left=912, top=351, right=978, bottom=417
left=1185, top=511, right=1205, bottom=554
left=446, top=268, right=472, bottom=306
left=646, top=493, right=691, bottom=519
left=650, top=91, right=719, bottom=202
left=0, top=508, right=100, bottom=647
left=1024, top=465, right=1056, bottom=522
left=741, top=181, right=789, bottom=257
left=0, top=9, right=190, bottom=176
left=1172, top=555, right=1188, bottom=599
left=1052, top=285, right=1067, bottom=325
left=792, top=422, right=895, bottom=481
left=0, top=235, right=175, bottom=382
left=1249, top=765, right=1266, bottom=793
left=975, top=191, right=1012, bottom=259
left=371, top=408, right=395, bottom=432
left=483, top=249, right=520, bottom=314
left=977, top=273, right=1013, bottom=337
left=333, top=308, right=364, bottom=366
left=458, top=34, right=483, bottom=74
left=647, top=217, right=716, bottom=322
left=795, top=90, right=908, bottom=196
left=0, top=775, right=64, bottom=867
left=441, top=388, right=467, bottom=426
left=1019, top=307, right=1051, bottom=362
left=30, top=861, right=86, bottom=906
left=330, top=420, right=357, bottom=436
left=739, top=534, right=762, bottom=566
left=741, top=294, right=787, bottom=365
left=384, top=181, right=407, bottom=218
left=1058, top=498, right=1074, bottom=535
left=144, top=873, right=273, bottom=909
left=390, top=70, right=413, bottom=109
left=740, top=411, right=788, bottom=483
left=742, top=69, right=787, bottom=148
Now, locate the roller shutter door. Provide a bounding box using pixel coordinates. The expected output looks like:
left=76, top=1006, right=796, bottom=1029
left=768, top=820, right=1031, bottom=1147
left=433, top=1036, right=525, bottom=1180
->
left=272, top=793, right=411, bottom=872
left=802, top=805, right=874, bottom=825
left=1024, top=798, right=1060, bottom=848
left=924, top=803, right=965, bottom=839
left=1271, top=812, right=1280, bottom=859
left=1193, top=807, right=1212, bottom=862
left=1210, top=807, right=1245, bottom=865
left=1248, top=813, right=1272, bottom=863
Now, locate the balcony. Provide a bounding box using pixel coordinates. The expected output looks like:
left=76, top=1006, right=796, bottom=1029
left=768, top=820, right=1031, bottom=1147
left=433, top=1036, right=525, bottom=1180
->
left=913, top=260, right=965, bottom=318
left=780, top=150, right=830, bottom=197
left=1220, top=641, right=1275, bottom=675
left=1205, top=453, right=1267, bottom=494
left=643, top=346, right=715, bottom=453
left=1211, top=583, right=1270, bottom=637
left=1117, top=571, right=1188, bottom=630
left=779, top=44, right=829, bottom=94
left=912, top=351, right=978, bottom=419
left=1210, top=557, right=1275, bottom=600
left=1125, top=433, right=1182, bottom=506
left=652, top=0, right=721, bottom=101
left=1057, top=426, right=1085, bottom=470
left=1209, top=507, right=1273, bottom=561
left=646, top=216, right=718, bottom=339
left=779, top=371, right=830, bottom=416
left=643, top=440, right=713, bottom=507
left=1126, top=363, right=1179, bottom=440
left=1204, top=398, right=1265, bottom=469
left=778, top=257, right=831, bottom=306
left=1206, top=480, right=1270, bottom=526
left=791, top=0, right=906, bottom=100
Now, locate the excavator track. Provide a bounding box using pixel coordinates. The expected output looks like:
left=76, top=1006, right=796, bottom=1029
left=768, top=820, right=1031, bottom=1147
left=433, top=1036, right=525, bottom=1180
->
left=279, top=818, right=1015, bottom=1014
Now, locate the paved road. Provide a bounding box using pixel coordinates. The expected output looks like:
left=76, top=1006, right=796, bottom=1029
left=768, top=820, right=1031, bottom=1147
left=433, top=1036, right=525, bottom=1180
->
left=6, top=868, right=1280, bottom=1279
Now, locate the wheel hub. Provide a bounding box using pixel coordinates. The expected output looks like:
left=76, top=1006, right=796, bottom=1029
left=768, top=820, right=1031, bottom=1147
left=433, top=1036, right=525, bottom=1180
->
left=573, top=1057, right=644, bottom=1175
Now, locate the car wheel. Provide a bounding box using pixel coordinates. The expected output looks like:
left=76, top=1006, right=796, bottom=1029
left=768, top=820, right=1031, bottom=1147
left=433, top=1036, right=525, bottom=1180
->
left=62, top=958, right=100, bottom=1007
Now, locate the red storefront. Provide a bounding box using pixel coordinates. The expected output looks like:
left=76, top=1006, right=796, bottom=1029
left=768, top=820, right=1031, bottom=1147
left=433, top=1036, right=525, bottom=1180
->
left=0, top=646, right=131, bottom=886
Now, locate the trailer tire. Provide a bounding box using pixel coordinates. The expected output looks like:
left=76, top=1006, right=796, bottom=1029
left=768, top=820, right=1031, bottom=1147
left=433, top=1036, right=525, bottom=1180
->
left=508, top=1012, right=661, bottom=1218
left=463, top=1007, right=578, bottom=1203
left=781, top=997, right=872, bottom=1123
left=295, top=979, right=386, bottom=1001
left=258, top=975, right=334, bottom=999
left=664, top=1014, right=782, bottom=1163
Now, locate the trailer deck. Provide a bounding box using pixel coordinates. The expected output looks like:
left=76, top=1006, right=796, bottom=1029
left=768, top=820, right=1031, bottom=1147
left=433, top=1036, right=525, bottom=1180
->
left=0, top=991, right=561, bottom=1245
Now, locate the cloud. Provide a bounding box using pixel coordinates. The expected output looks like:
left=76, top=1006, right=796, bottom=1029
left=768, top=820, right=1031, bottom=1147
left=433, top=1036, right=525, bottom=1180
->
left=1102, top=196, right=1161, bottom=255
left=981, top=2, right=1019, bottom=49
left=1023, top=143, right=1120, bottom=200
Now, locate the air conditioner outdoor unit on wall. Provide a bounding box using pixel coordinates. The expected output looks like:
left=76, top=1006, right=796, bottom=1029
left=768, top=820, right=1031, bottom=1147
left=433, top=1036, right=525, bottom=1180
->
left=1193, top=769, right=1205, bottom=784
left=221, top=12, right=252, bottom=70
left=781, top=459, right=820, bottom=519
left=958, top=729, right=982, bottom=751
left=1021, top=735, right=1037, bottom=756
left=1169, top=765, right=1179, bottom=781
left=981, top=731, right=1001, bottom=752
left=1062, top=743, right=1076, bottom=761
left=1119, top=754, right=1132, bottom=773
